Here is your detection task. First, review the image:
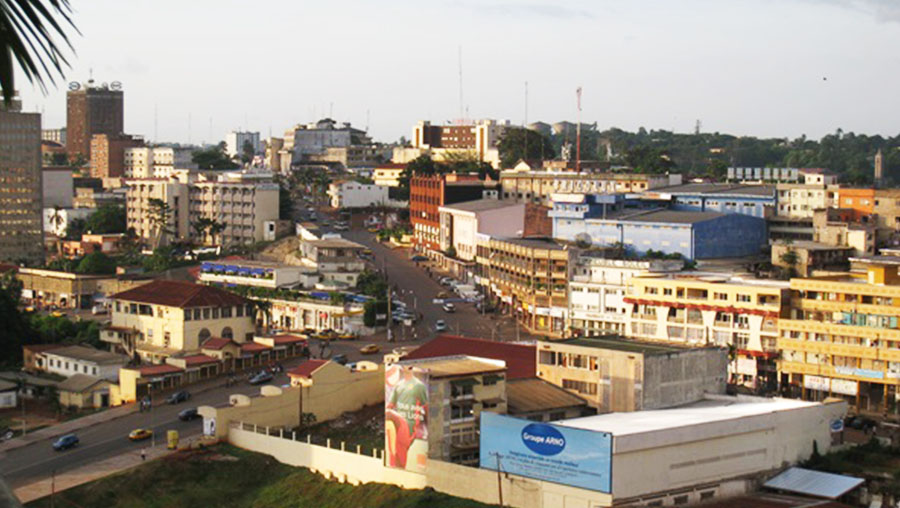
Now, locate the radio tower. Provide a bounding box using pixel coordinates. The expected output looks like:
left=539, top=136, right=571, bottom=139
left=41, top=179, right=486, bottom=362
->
left=576, top=86, right=583, bottom=172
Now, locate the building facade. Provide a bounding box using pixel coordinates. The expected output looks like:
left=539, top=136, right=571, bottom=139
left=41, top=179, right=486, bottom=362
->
left=638, top=183, right=776, bottom=219
left=373, top=163, right=406, bottom=187
left=225, top=131, right=261, bottom=158
left=41, top=345, right=129, bottom=381
left=500, top=171, right=679, bottom=206
left=90, top=133, right=143, bottom=178
left=438, top=199, right=525, bottom=262
left=66, top=81, right=124, bottom=161
left=327, top=181, right=405, bottom=209
left=0, top=99, right=43, bottom=265
left=410, top=174, right=491, bottom=255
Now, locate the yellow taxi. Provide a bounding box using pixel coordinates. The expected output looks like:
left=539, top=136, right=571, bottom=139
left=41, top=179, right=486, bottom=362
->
left=128, top=428, right=153, bottom=441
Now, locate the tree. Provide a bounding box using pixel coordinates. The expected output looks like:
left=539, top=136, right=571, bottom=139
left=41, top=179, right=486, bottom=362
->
left=48, top=205, right=65, bottom=257
left=75, top=252, right=116, bottom=274
left=142, top=245, right=175, bottom=272
left=85, top=205, right=126, bottom=234
left=64, top=217, right=85, bottom=240
left=0, top=271, right=31, bottom=368
left=497, top=128, right=556, bottom=168
left=192, top=143, right=239, bottom=170
left=779, top=243, right=800, bottom=278
left=0, top=0, right=77, bottom=104
left=241, top=140, right=255, bottom=165
left=147, top=198, right=174, bottom=249
left=279, top=183, right=292, bottom=220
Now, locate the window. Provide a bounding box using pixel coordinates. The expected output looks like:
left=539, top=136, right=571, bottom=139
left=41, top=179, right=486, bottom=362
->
left=222, top=327, right=233, bottom=339
left=646, top=287, right=658, bottom=295
left=663, top=288, right=673, bottom=296
left=549, top=411, right=566, bottom=421
left=115, top=302, right=121, bottom=312
left=673, top=495, right=689, bottom=505
left=212, top=308, right=220, bottom=319
left=83, top=365, right=88, bottom=373
left=184, top=309, right=192, bottom=321
left=700, top=491, right=715, bottom=501
left=222, top=307, right=232, bottom=318
left=451, top=383, right=474, bottom=398
left=164, top=332, right=171, bottom=347
left=92, top=367, right=97, bottom=375
left=203, top=308, right=211, bottom=319
left=451, top=404, right=474, bottom=420
left=198, top=328, right=211, bottom=343
left=562, top=379, right=597, bottom=396
left=539, top=351, right=556, bottom=365
left=236, top=306, right=244, bottom=317
left=194, top=308, right=202, bottom=320
left=737, top=294, right=751, bottom=302
left=714, top=292, right=728, bottom=301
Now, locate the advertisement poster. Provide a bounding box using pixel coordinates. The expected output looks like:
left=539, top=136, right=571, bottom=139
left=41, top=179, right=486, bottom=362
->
left=385, top=363, right=429, bottom=473
left=479, top=412, right=612, bottom=493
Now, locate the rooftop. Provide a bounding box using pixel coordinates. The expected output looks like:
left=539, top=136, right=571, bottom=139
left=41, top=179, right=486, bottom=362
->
left=776, top=241, right=853, bottom=252
left=268, top=334, right=308, bottom=345
left=544, top=335, right=703, bottom=355
left=402, top=335, right=536, bottom=379
left=494, top=236, right=567, bottom=250
left=646, top=183, right=776, bottom=197
left=179, top=354, right=219, bottom=367
left=557, top=395, right=818, bottom=436
left=201, top=337, right=238, bottom=350
left=764, top=467, right=863, bottom=500
left=287, top=359, right=328, bottom=379
left=400, top=355, right=506, bottom=378
left=607, top=209, right=728, bottom=225
left=305, top=238, right=365, bottom=250
left=112, top=280, right=248, bottom=309
left=57, top=374, right=108, bottom=393
left=129, top=364, right=183, bottom=377
left=506, top=378, right=587, bottom=414
left=45, top=345, right=128, bottom=365
left=240, top=342, right=270, bottom=353
left=440, top=199, right=521, bottom=213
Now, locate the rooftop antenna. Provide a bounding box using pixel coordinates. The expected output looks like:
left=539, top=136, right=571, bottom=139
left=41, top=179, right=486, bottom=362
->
left=208, top=117, right=212, bottom=145
left=188, top=113, right=192, bottom=145
left=458, top=45, right=464, bottom=122
left=154, top=104, right=158, bottom=142
left=576, top=86, right=583, bottom=172
left=524, top=81, right=529, bottom=161
left=329, top=102, right=333, bottom=119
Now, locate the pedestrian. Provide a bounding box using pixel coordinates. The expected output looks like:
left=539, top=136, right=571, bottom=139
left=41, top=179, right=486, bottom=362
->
left=140, top=449, right=146, bottom=461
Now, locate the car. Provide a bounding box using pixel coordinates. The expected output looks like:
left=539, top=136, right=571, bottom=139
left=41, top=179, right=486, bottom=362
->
left=52, top=434, right=79, bottom=451
left=435, top=320, right=448, bottom=332
left=440, top=277, right=454, bottom=286
left=91, top=304, right=108, bottom=315
left=333, top=224, right=349, bottom=231
left=442, top=303, right=456, bottom=313
left=332, top=354, right=349, bottom=365
left=166, top=391, right=190, bottom=404
left=249, top=371, right=274, bottom=385
left=50, top=310, right=65, bottom=318
left=338, top=332, right=358, bottom=341
left=436, top=291, right=450, bottom=299
left=360, top=344, right=380, bottom=355
left=128, top=428, right=153, bottom=441
left=178, top=408, right=200, bottom=421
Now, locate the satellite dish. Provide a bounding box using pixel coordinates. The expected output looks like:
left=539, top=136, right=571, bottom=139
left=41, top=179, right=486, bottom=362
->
left=110, top=81, right=122, bottom=91
left=100, top=82, right=109, bottom=89
left=68, top=81, right=80, bottom=91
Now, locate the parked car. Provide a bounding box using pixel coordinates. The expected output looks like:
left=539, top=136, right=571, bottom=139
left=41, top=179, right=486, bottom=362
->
left=435, top=320, right=448, bottom=332
left=52, top=434, right=79, bottom=451
left=0, top=427, right=13, bottom=441
left=178, top=408, right=200, bottom=421
left=249, top=371, right=274, bottom=385
left=338, top=332, right=358, bottom=341
left=334, top=223, right=349, bottom=231
left=440, top=277, right=454, bottom=286
left=360, top=344, right=380, bottom=355
left=128, top=428, right=153, bottom=441
left=332, top=354, right=349, bottom=365
left=50, top=310, right=65, bottom=318
left=166, top=391, right=191, bottom=404
left=90, top=304, right=108, bottom=315
left=442, top=303, right=456, bottom=313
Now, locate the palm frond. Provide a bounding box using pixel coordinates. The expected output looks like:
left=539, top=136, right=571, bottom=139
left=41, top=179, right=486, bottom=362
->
left=0, top=0, right=78, bottom=103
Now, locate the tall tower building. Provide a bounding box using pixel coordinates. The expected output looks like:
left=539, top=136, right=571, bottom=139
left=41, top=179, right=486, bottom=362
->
left=66, top=80, right=124, bottom=161
left=875, top=148, right=884, bottom=187
left=0, top=98, right=43, bottom=265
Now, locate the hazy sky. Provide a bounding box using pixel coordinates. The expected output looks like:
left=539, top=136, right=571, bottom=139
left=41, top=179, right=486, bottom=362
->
left=16, top=0, right=900, bottom=145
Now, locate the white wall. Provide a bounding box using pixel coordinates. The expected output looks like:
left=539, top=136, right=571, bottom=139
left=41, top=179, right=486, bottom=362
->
left=43, top=207, right=93, bottom=236
left=43, top=354, right=124, bottom=381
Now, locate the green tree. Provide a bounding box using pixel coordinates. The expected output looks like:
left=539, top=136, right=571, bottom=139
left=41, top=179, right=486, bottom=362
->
left=192, top=142, right=239, bottom=169
left=279, top=183, right=292, bottom=220
left=85, top=205, right=126, bottom=234
left=64, top=217, right=85, bottom=240
left=0, top=271, right=31, bottom=368
left=241, top=140, right=255, bottom=165
left=0, top=0, right=77, bottom=104
left=148, top=198, right=174, bottom=249
left=75, top=252, right=116, bottom=274
left=142, top=245, right=175, bottom=272
left=497, top=128, right=555, bottom=168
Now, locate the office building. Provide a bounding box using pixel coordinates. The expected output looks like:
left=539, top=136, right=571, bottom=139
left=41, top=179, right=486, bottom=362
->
left=66, top=80, right=124, bottom=161
left=0, top=98, right=43, bottom=265
left=393, top=120, right=508, bottom=168
left=39, top=345, right=129, bottom=381
left=42, top=127, right=66, bottom=145
left=225, top=131, right=260, bottom=159
left=90, top=133, right=144, bottom=178
left=500, top=170, right=680, bottom=206
left=410, top=173, right=494, bottom=255
left=636, top=183, right=776, bottom=219
left=124, top=146, right=194, bottom=178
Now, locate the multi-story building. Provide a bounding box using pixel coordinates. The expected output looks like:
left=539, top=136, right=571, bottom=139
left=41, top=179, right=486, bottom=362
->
left=42, top=127, right=67, bottom=146
left=535, top=336, right=726, bottom=412
left=568, top=256, right=682, bottom=336
left=777, top=259, right=900, bottom=411
left=727, top=167, right=801, bottom=183
left=771, top=241, right=853, bottom=276
left=283, top=119, right=371, bottom=162
left=812, top=208, right=875, bottom=257
left=304, top=145, right=392, bottom=169
left=637, top=183, right=776, bottom=219
left=835, top=188, right=875, bottom=222
left=199, top=259, right=304, bottom=289
left=225, top=131, right=260, bottom=159
left=327, top=180, right=405, bottom=209
left=40, top=345, right=129, bottom=381
left=499, top=170, right=680, bottom=206
left=410, top=173, right=493, bottom=255
left=438, top=199, right=525, bottom=262
left=874, top=189, right=900, bottom=246
left=102, top=280, right=255, bottom=363
left=297, top=237, right=367, bottom=288
left=124, top=146, right=194, bottom=178
left=625, top=273, right=789, bottom=390
left=90, top=133, right=143, bottom=178
left=775, top=169, right=839, bottom=218
left=268, top=297, right=365, bottom=334
left=125, top=179, right=189, bottom=247
left=478, top=236, right=575, bottom=337
left=66, top=80, right=124, bottom=161
left=394, top=120, right=509, bottom=168
left=373, top=163, right=406, bottom=187
left=0, top=98, right=43, bottom=265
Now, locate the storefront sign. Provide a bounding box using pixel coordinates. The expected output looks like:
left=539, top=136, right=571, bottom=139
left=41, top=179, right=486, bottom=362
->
left=803, top=375, right=830, bottom=392
left=831, top=379, right=858, bottom=396
left=835, top=367, right=884, bottom=380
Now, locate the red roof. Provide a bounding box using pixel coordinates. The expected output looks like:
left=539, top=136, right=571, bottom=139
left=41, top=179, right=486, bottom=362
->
left=201, top=337, right=237, bottom=350
left=180, top=354, right=219, bottom=367
left=376, top=163, right=407, bottom=170
left=112, top=280, right=248, bottom=309
left=270, top=334, right=307, bottom=345
left=0, top=263, right=17, bottom=274
left=287, top=359, right=327, bottom=379
left=241, top=342, right=271, bottom=354
left=132, top=364, right=183, bottom=376
left=402, top=334, right=536, bottom=380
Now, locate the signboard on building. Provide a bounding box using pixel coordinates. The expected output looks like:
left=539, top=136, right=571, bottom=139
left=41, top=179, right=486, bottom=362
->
left=385, top=363, right=429, bottom=473
left=479, top=413, right=613, bottom=493
left=831, top=379, right=858, bottom=396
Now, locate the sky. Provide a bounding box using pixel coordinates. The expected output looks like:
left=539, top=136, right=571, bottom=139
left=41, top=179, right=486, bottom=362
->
left=16, top=0, right=900, bottom=145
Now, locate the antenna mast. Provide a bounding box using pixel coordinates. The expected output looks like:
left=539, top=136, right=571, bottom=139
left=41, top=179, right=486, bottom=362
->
left=576, top=86, right=583, bottom=172
left=458, top=46, right=464, bottom=122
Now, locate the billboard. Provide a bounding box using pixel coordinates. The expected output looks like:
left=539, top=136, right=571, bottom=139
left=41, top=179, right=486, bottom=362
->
left=385, top=363, right=429, bottom=473
left=479, top=412, right=612, bottom=493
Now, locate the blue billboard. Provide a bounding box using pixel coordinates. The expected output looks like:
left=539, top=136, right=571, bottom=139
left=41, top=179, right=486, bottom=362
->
left=479, top=413, right=612, bottom=493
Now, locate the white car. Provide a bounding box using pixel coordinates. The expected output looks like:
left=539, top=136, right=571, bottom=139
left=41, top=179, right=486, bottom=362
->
left=435, top=320, right=448, bottom=332
left=442, top=303, right=456, bottom=313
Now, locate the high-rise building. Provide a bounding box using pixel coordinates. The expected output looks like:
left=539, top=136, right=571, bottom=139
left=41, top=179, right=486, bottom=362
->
left=0, top=98, right=43, bottom=265
left=224, top=131, right=260, bottom=159
left=90, top=133, right=143, bottom=178
left=66, top=80, right=124, bottom=161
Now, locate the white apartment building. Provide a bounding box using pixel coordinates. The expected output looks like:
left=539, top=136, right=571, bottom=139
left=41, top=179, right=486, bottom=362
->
left=268, top=297, right=365, bottom=334
left=373, top=164, right=405, bottom=187
left=438, top=199, right=525, bottom=262
left=327, top=181, right=405, bottom=209
left=776, top=169, right=840, bottom=218
left=298, top=237, right=366, bottom=288
left=225, top=131, right=261, bottom=159
left=199, top=259, right=304, bottom=289
left=124, top=147, right=196, bottom=179
left=41, top=345, right=129, bottom=381
left=568, top=257, right=682, bottom=335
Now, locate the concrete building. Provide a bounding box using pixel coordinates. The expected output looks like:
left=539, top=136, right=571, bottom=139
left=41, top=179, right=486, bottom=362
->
left=778, top=258, right=900, bottom=411
left=40, top=345, right=129, bottom=381
left=625, top=273, right=789, bottom=390
left=297, top=237, right=367, bottom=288
left=568, top=256, right=683, bottom=336
left=327, top=181, right=406, bottom=209
left=835, top=187, right=875, bottom=222
left=102, top=280, right=256, bottom=363
left=438, top=199, right=525, bottom=263
left=283, top=119, right=371, bottom=163
left=268, top=296, right=365, bottom=334
left=90, top=133, right=144, bottom=178
left=373, top=163, right=406, bottom=187
left=536, top=336, right=727, bottom=412
left=42, top=127, right=66, bottom=146
left=124, top=146, right=193, bottom=178
left=477, top=237, right=575, bottom=337
left=42, top=166, right=74, bottom=208
left=199, top=259, right=304, bottom=289
left=410, top=173, right=493, bottom=255
left=636, top=183, right=776, bottom=219
left=66, top=80, right=124, bottom=161
left=16, top=267, right=144, bottom=310
left=57, top=374, right=114, bottom=409
left=771, top=241, right=853, bottom=276
left=812, top=208, right=876, bottom=257
left=304, top=145, right=391, bottom=169
left=775, top=169, right=839, bottom=218
left=0, top=98, right=43, bottom=265
left=225, top=131, right=260, bottom=158
left=500, top=170, right=680, bottom=206
left=727, top=166, right=801, bottom=183
left=399, top=119, right=508, bottom=168
left=551, top=195, right=767, bottom=260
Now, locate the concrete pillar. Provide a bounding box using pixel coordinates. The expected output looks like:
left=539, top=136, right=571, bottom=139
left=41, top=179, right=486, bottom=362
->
left=341, top=441, right=345, bottom=451
left=356, top=445, right=361, bottom=454
left=326, top=438, right=331, bottom=448
left=279, top=429, right=283, bottom=438
left=307, top=434, right=311, bottom=444
left=292, top=431, right=296, bottom=441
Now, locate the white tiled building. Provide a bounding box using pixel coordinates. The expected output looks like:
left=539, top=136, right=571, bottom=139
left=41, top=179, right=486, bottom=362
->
left=41, top=345, right=130, bottom=381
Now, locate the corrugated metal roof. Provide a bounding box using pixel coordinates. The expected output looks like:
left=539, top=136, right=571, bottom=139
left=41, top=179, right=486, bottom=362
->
left=506, top=378, right=587, bottom=414
left=763, top=467, right=863, bottom=499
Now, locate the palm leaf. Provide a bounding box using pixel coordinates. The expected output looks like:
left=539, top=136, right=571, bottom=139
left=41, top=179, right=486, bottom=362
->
left=0, top=0, right=78, bottom=103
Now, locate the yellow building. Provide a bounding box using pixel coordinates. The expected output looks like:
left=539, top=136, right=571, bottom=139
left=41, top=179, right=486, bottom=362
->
left=478, top=236, right=574, bottom=337
left=626, top=273, right=788, bottom=390
left=778, top=259, right=900, bottom=412
left=102, top=280, right=256, bottom=363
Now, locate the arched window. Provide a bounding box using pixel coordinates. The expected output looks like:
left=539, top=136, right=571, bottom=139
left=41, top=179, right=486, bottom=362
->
left=198, top=328, right=211, bottom=343
left=221, top=327, right=233, bottom=339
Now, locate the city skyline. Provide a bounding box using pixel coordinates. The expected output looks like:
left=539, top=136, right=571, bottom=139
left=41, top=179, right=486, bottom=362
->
left=15, top=0, right=900, bottom=145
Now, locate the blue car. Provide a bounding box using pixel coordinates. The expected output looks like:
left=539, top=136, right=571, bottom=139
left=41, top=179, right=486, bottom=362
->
left=52, top=434, right=79, bottom=451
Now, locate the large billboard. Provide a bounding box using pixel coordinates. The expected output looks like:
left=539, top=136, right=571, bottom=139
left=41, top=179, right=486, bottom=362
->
left=479, top=412, right=612, bottom=493
left=385, top=363, right=429, bottom=473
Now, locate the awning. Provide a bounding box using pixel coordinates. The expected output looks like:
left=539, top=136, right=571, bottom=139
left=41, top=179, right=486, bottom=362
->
left=763, top=467, right=863, bottom=500
left=481, top=397, right=505, bottom=405
left=450, top=378, right=481, bottom=387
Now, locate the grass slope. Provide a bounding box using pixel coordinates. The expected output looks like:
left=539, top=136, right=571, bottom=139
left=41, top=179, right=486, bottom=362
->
left=26, top=445, right=496, bottom=508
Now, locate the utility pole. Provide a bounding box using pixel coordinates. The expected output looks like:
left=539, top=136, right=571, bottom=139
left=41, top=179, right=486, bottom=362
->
left=495, top=453, right=504, bottom=507
left=575, top=86, right=583, bottom=173
left=385, top=256, right=392, bottom=342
